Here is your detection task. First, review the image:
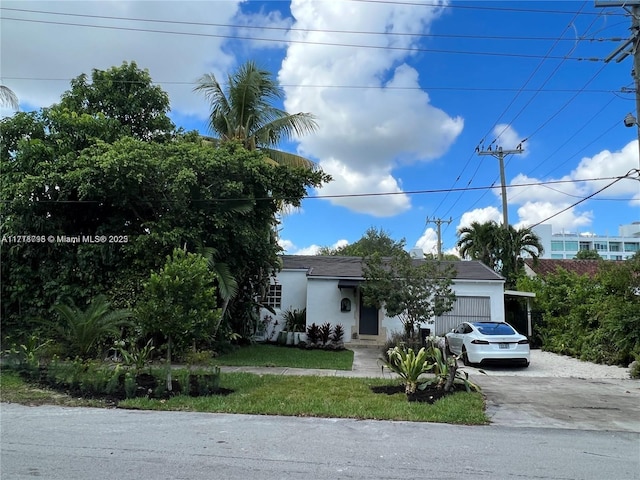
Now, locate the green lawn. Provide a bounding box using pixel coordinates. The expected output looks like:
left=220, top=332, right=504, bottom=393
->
left=0, top=345, right=488, bottom=425
left=215, top=344, right=354, bottom=370
left=121, top=373, right=487, bottom=424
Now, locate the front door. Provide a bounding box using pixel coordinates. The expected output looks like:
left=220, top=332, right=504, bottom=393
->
left=359, top=296, right=379, bottom=335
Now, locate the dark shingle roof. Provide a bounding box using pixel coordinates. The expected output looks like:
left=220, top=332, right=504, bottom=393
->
left=524, top=258, right=603, bottom=278
left=281, top=255, right=504, bottom=282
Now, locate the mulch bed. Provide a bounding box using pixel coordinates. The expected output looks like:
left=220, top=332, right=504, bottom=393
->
left=370, top=384, right=464, bottom=403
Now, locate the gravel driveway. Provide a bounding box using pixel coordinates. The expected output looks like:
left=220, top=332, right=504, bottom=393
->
left=462, top=349, right=632, bottom=379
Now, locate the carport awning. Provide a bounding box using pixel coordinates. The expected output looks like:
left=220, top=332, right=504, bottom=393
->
left=337, top=279, right=362, bottom=289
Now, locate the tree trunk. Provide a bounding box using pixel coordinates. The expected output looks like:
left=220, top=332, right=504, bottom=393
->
left=443, top=362, right=457, bottom=392
left=166, top=336, right=172, bottom=391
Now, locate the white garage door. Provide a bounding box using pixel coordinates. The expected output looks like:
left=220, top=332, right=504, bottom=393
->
left=434, top=296, right=491, bottom=336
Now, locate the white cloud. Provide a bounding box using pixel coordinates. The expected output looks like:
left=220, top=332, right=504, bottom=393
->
left=508, top=139, right=639, bottom=230
left=491, top=123, right=527, bottom=154
left=279, top=237, right=347, bottom=255
left=515, top=201, right=593, bottom=232
left=415, top=228, right=438, bottom=255
left=279, top=0, right=462, bottom=217
left=456, top=206, right=502, bottom=232
left=1, top=1, right=242, bottom=117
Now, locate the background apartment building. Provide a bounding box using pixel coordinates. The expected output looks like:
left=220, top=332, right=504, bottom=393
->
left=532, top=222, right=640, bottom=260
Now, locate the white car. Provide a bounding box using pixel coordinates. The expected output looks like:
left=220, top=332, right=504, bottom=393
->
left=445, top=321, right=530, bottom=367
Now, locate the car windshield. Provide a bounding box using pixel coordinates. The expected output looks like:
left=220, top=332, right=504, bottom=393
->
left=473, top=322, right=516, bottom=336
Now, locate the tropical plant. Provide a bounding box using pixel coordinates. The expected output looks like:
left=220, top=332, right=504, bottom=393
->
left=53, top=295, right=132, bottom=359
left=499, top=225, right=544, bottom=287
left=420, top=346, right=481, bottom=393
left=116, top=339, right=155, bottom=372
left=319, top=322, right=332, bottom=345
left=281, top=307, right=307, bottom=332
left=194, top=60, right=318, bottom=169
left=3, top=335, right=52, bottom=377
left=457, top=222, right=543, bottom=287
left=306, top=323, right=321, bottom=345
left=331, top=324, right=345, bottom=343
left=457, top=221, right=501, bottom=268
left=382, top=346, right=432, bottom=394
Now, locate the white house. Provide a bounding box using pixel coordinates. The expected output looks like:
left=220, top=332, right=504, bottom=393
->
left=260, top=255, right=507, bottom=346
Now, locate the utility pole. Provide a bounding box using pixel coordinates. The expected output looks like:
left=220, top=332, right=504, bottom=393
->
left=476, top=145, right=524, bottom=228
left=596, top=0, right=640, bottom=170
left=426, top=216, right=452, bottom=260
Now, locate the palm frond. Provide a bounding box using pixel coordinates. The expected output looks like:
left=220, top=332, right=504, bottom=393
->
left=261, top=147, right=317, bottom=169
left=0, top=85, right=19, bottom=110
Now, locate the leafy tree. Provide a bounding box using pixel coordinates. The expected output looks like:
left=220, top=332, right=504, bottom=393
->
left=58, top=61, right=174, bottom=141
left=53, top=294, right=132, bottom=359
left=194, top=60, right=317, bottom=168
left=318, top=227, right=407, bottom=256
left=574, top=249, right=602, bottom=260
left=361, top=251, right=456, bottom=338
left=136, top=249, right=220, bottom=390
left=1, top=93, right=329, bottom=343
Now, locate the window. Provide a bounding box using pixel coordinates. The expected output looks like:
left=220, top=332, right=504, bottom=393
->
left=594, top=242, right=607, bottom=251
left=579, top=241, right=591, bottom=251
left=264, top=284, right=282, bottom=309
left=624, top=242, right=639, bottom=252
left=609, top=242, right=621, bottom=252
left=564, top=241, right=578, bottom=252
left=551, top=254, right=564, bottom=259
left=551, top=241, right=564, bottom=252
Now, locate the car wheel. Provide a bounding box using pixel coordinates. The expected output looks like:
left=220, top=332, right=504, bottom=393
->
left=522, top=360, right=530, bottom=368
left=461, top=346, right=470, bottom=366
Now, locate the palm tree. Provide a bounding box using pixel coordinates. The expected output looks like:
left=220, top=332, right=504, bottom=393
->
left=456, top=221, right=501, bottom=268
left=499, top=225, right=544, bottom=287
left=0, top=85, right=19, bottom=110
left=194, top=60, right=318, bottom=169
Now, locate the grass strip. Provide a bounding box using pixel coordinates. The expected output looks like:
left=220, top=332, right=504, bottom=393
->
left=119, top=372, right=487, bottom=424
left=215, top=344, right=354, bottom=370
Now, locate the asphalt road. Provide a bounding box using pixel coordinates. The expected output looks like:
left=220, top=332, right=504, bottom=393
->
left=1, top=403, right=639, bottom=480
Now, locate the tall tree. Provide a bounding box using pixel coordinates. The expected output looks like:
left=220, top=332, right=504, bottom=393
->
left=456, top=221, right=501, bottom=268
left=194, top=60, right=318, bottom=168
left=58, top=61, right=174, bottom=141
left=361, top=251, right=456, bottom=338
left=457, top=222, right=543, bottom=287
left=499, top=225, right=543, bottom=287
left=318, top=227, right=407, bottom=257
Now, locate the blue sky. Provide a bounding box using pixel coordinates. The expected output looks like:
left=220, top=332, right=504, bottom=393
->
left=2, top=1, right=639, bottom=255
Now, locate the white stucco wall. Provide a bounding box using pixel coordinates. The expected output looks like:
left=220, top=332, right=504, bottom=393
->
left=307, top=278, right=357, bottom=336
left=262, top=269, right=505, bottom=344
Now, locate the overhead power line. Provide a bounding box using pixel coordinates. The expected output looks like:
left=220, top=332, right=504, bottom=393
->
left=0, top=7, right=622, bottom=43
left=0, top=16, right=608, bottom=62
left=2, top=175, right=631, bottom=205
